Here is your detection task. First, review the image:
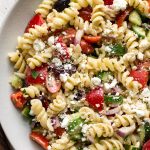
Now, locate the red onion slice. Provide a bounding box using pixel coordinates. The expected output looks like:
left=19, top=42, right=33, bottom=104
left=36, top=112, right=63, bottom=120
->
left=74, top=30, right=84, bottom=45
left=105, top=107, right=121, bottom=116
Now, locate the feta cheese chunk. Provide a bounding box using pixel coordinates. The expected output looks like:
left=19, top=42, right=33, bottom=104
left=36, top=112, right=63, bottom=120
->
left=52, top=58, right=62, bottom=67
left=48, top=36, right=55, bottom=46
left=91, top=77, right=101, bottom=86
left=60, top=73, right=69, bottom=82
left=33, top=39, right=45, bottom=51
left=61, top=115, right=69, bottom=128
left=112, top=0, right=127, bottom=11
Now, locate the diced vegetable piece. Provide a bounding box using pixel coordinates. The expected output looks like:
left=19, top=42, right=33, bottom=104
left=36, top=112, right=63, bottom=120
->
left=21, top=106, right=31, bottom=119
left=116, top=7, right=133, bottom=27
left=79, top=6, right=92, bottom=21
left=129, top=10, right=142, bottom=26
left=83, top=36, right=101, bottom=43
left=130, top=70, right=148, bottom=88
left=68, top=117, right=84, bottom=141
left=54, top=0, right=70, bottom=12
left=104, top=0, right=113, bottom=5
left=86, top=87, right=104, bottom=111
left=54, top=127, right=65, bottom=137
left=104, top=95, right=123, bottom=105
left=124, top=145, right=141, bottom=150
left=30, top=132, right=49, bottom=150
left=80, top=40, right=94, bottom=54
left=97, top=71, right=112, bottom=82
left=10, top=75, right=23, bottom=89
left=25, top=14, right=45, bottom=33
left=138, top=122, right=150, bottom=144
left=110, top=44, right=126, bottom=56
left=132, top=25, right=146, bottom=38
left=11, top=91, right=27, bottom=109
left=147, top=30, right=150, bottom=41
left=143, top=139, right=150, bottom=150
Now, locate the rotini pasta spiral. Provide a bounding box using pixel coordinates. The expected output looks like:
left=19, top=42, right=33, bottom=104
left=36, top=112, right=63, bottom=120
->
left=31, top=99, right=53, bottom=131
left=88, top=139, right=124, bottom=150
left=35, top=0, right=57, bottom=18
left=8, top=51, right=26, bottom=73
left=63, top=72, right=92, bottom=91
left=86, top=123, right=114, bottom=138
left=47, top=91, right=66, bottom=117
left=79, top=107, right=102, bottom=123
left=115, top=71, right=142, bottom=92
left=49, top=7, right=79, bottom=31
left=124, top=29, right=139, bottom=52
left=86, top=57, right=125, bottom=73
left=70, top=17, right=97, bottom=36
left=27, top=47, right=53, bottom=69
left=17, top=23, right=48, bottom=52
left=125, top=0, right=149, bottom=15
left=113, top=114, right=135, bottom=128
left=51, top=134, right=75, bottom=150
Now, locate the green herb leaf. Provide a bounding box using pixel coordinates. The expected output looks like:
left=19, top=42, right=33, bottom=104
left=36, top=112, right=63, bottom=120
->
left=31, top=71, right=39, bottom=79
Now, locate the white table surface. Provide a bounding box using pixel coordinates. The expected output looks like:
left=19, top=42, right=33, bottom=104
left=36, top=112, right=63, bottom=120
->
left=0, top=0, right=18, bottom=31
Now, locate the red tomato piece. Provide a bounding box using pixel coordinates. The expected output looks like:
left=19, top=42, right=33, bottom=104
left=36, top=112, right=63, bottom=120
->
left=116, top=7, right=133, bottom=27
left=104, top=0, right=113, bottom=5
left=11, top=91, right=27, bottom=109
left=54, top=127, right=65, bottom=137
left=46, top=73, right=61, bottom=93
left=80, top=40, right=94, bottom=54
left=26, top=65, right=48, bottom=85
left=25, top=14, right=45, bottom=33
left=79, top=6, right=92, bottom=21
left=130, top=70, right=149, bottom=88
left=143, top=140, right=150, bottom=150
left=30, top=132, right=49, bottom=150
left=83, top=36, right=101, bottom=43
left=86, top=87, right=104, bottom=111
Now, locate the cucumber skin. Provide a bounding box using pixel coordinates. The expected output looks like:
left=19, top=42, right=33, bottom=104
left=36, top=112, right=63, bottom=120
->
left=132, top=25, right=146, bottom=38
left=129, top=10, right=142, bottom=26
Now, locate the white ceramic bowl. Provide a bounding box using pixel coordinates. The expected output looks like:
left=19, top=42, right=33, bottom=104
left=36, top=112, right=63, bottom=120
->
left=0, top=0, right=43, bottom=149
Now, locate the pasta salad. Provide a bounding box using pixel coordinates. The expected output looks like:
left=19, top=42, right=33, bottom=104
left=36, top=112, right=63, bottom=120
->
left=8, top=0, right=150, bottom=149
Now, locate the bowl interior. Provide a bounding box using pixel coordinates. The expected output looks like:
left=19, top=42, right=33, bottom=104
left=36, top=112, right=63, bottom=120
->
left=0, top=0, right=43, bottom=149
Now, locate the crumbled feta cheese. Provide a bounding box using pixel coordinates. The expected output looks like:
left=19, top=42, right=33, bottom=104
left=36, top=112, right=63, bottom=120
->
left=59, top=73, right=69, bottom=82
left=110, top=79, right=117, bottom=88
left=82, top=124, right=90, bottom=134
left=104, top=83, right=111, bottom=91
left=52, top=58, right=62, bottom=66
left=139, top=38, right=150, bottom=51
left=29, top=110, right=34, bottom=116
left=47, top=145, right=52, bottom=150
left=64, top=64, right=72, bottom=70
left=83, top=147, right=89, bottom=150
left=137, top=52, right=144, bottom=60
left=104, top=79, right=117, bottom=91
left=103, top=29, right=112, bottom=36
left=33, top=39, right=45, bottom=51
left=132, top=109, right=145, bottom=118
left=48, top=36, right=55, bottom=46
left=112, top=0, right=127, bottom=11
left=105, top=46, right=112, bottom=52
left=61, top=116, right=69, bottom=128
left=91, top=77, right=101, bottom=86
left=56, top=43, right=62, bottom=50
left=140, top=88, right=150, bottom=103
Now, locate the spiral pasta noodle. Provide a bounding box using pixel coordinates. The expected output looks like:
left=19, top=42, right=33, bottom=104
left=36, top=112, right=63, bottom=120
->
left=49, top=7, right=79, bottom=31
left=79, top=107, right=102, bottom=123
left=86, top=57, right=125, bottom=73
left=31, top=99, right=53, bottom=131
left=8, top=51, right=26, bottom=73
left=125, top=0, right=149, bottom=15
left=35, top=0, right=57, bottom=18
left=124, top=29, right=139, bottom=52
left=17, top=23, right=48, bottom=52
left=27, top=47, right=53, bottom=69
left=88, top=139, right=124, bottom=150
left=63, top=72, right=92, bottom=91
left=86, top=123, right=114, bottom=138
left=115, top=71, right=142, bottom=92
left=113, top=114, right=136, bottom=128
left=47, top=92, right=67, bottom=117
left=51, top=134, right=75, bottom=150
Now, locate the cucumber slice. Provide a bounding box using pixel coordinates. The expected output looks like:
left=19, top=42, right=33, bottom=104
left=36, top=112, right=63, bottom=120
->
left=104, top=95, right=123, bottom=105
left=129, top=10, right=142, bottom=26
left=21, top=106, right=31, bottom=119
left=97, top=71, right=112, bottom=82
left=124, top=145, right=140, bottom=150
left=147, top=30, right=150, bottom=41
left=132, top=25, right=146, bottom=38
